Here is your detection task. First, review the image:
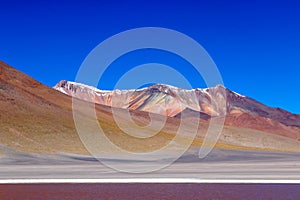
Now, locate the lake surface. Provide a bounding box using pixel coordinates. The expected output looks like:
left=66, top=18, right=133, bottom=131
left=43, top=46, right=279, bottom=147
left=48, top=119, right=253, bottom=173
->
left=0, top=183, right=299, bottom=199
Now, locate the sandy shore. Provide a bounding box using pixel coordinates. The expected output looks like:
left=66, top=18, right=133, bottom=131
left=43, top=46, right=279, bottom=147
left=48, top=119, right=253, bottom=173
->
left=1, top=148, right=300, bottom=180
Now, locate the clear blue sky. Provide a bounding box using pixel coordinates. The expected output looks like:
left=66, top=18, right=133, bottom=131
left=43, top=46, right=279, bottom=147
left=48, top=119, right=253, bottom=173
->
left=0, top=0, right=299, bottom=113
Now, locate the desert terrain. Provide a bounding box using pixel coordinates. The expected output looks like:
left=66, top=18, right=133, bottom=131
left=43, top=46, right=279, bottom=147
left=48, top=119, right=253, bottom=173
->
left=1, top=60, right=300, bottom=179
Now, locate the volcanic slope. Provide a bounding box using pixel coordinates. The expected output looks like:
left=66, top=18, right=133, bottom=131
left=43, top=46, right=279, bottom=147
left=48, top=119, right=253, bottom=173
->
left=1, top=60, right=300, bottom=154
left=55, top=80, right=300, bottom=140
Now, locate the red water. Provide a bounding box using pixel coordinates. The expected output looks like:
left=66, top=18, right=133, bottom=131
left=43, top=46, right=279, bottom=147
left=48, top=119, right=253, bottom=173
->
left=0, top=183, right=299, bottom=199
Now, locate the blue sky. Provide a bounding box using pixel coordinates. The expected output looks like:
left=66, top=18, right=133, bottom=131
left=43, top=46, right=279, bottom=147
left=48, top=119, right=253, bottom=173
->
left=0, top=0, right=299, bottom=113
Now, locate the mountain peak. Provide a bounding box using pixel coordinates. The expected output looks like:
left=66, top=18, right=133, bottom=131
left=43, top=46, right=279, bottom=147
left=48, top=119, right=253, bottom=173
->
left=215, top=84, right=225, bottom=88
left=2, top=61, right=300, bottom=155
left=147, top=83, right=180, bottom=94
left=53, top=80, right=300, bottom=128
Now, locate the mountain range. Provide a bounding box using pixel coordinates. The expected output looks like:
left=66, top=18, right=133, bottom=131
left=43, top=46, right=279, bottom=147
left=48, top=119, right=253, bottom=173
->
left=54, top=80, right=300, bottom=140
left=1, top=60, right=300, bottom=155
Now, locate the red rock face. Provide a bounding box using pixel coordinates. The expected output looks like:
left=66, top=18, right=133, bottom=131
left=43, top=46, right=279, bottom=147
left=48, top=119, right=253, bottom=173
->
left=54, top=80, right=300, bottom=126
left=54, top=81, right=228, bottom=117
left=225, top=113, right=300, bottom=139
left=54, top=80, right=300, bottom=139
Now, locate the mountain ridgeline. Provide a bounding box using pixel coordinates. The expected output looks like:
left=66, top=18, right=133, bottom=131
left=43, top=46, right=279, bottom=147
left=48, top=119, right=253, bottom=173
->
left=54, top=80, right=300, bottom=129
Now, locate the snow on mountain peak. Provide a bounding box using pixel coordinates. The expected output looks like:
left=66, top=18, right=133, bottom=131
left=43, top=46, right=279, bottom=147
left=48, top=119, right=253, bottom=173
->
left=53, top=80, right=230, bottom=117
left=53, top=80, right=300, bottom=128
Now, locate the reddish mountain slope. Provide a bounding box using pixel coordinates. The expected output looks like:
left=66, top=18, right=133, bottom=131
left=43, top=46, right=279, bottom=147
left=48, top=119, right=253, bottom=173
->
left=54, top=80, right=300, bottom=139
left=1, top=60, right=300, bottom=154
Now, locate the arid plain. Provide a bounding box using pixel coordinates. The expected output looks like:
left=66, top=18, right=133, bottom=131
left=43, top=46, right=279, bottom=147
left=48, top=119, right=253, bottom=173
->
left=1, top=60, right=300, bottom=180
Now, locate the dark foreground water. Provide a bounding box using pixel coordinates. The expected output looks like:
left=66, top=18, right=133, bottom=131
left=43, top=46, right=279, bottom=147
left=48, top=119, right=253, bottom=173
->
left=0, top=183, right=299, bottom=200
